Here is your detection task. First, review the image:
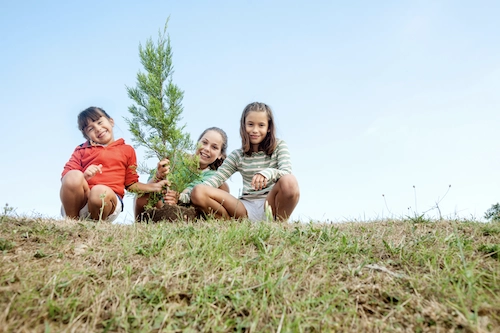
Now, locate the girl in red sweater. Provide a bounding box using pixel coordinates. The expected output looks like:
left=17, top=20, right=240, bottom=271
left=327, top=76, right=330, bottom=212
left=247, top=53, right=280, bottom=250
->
left=60, top=107, right=168, bottom=221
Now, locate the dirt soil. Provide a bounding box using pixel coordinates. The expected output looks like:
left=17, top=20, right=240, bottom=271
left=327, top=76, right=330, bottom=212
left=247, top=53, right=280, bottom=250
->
left=140, top=204, right=198, bottom=222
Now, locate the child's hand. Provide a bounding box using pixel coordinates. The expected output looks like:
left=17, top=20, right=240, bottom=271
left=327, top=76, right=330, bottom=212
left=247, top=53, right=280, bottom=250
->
left=155, top=158, right=170, bottom=181
left=251, top=173, right=268, bottom=191
left=84, top=164, right=102, bottom=180
left=163, top=190, right=179, bottom=205
left=150, top=179, right=169, bottom=192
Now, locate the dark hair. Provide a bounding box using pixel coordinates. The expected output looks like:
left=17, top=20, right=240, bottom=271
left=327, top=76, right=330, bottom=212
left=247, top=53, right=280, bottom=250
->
left=197, top=127, right=228, bottom=170
left=240, top=102, right=276, bottom=156
left=78, top=106, right=112, bottom=139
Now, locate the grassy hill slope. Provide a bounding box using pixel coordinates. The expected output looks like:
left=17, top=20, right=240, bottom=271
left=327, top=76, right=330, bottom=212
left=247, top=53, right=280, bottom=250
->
left=0, top=216, right=499, bottom=332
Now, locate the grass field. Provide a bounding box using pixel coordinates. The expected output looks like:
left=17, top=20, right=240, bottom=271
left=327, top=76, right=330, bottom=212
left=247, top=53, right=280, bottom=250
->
left=0, top=214, right=499, bottom=332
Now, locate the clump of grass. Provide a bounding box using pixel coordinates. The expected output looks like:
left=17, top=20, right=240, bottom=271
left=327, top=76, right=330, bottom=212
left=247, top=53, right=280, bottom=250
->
left=481, top=224, right=500, bottom=236
left=0, top=217, right=499, bottom=332
left=0, top=238, right=14, bottom=251
left=1, top=203, right=15, bottom=223
left=478, top=244, right=499, bottom=260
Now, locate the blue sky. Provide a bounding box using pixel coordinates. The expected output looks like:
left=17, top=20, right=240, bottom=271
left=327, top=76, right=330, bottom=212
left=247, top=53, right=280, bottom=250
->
left=1, top=1, right=499, bottom=223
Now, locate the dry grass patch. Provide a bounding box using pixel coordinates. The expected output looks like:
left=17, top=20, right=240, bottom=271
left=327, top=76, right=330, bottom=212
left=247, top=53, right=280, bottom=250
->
left=0, top=216, right=499, bottom=332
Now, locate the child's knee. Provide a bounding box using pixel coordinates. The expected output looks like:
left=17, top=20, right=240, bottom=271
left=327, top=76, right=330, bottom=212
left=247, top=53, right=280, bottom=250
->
left=88, top=186, right=114, bottom=205
left=61, top=170, right=85, bottom=188
left=190, top=185, right=201, bottom=205
left=190, top=185, right=207, bottom=205
left=279, top=175, right=300, bottom=197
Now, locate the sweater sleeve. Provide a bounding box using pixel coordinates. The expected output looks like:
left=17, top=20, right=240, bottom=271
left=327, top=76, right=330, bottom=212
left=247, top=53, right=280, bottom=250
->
left=258, top=139, right=292, bottom=182
left=61, top=147, right=84, bottom=178
left=204, top=150, right=240, bottom=187
left=179, top=192, right=190, bottom=204
left=124, top=146, right=140, bottom=187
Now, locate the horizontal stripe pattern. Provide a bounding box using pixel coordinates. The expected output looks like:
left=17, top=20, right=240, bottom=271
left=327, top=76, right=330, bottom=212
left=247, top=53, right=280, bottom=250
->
left=199, top=139, right=293, bottom=199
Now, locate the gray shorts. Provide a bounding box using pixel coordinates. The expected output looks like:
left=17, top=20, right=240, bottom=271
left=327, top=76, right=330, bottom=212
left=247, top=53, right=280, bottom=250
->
left=240, top=197, right=267, bottom=222
left=61, top=194, right=123, bottom=222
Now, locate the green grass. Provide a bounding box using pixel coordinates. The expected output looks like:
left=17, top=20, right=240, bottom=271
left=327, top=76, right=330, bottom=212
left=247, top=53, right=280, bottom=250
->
left=0, top=216, right=499, bottom=332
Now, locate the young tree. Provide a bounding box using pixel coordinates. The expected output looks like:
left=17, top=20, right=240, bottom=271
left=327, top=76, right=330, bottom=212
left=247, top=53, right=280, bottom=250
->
left=125, top=19, right=201, bottom=207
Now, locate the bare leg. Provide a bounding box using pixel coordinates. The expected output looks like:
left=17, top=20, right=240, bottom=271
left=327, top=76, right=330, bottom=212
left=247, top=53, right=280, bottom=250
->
left=134, top=194, right=150, bottom=221
left=218, top=182, right=230, bottom=193
left=87, top=185, right=117, bottom=221
left=60, top=170, right=90, bottom=218
left=190, top=185, right=247, bottom=219
left=134, top=194, right=164, bottom=222
left=266, top=174, right=300, bottom=221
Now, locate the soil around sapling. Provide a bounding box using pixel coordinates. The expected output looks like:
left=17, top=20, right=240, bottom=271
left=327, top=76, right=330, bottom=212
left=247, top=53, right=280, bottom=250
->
left=140, top=204, right=198, bottom=223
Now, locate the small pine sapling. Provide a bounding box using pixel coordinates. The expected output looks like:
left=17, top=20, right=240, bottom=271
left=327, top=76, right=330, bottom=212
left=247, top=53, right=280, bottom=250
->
left=124, top=19, right=202, bottom=209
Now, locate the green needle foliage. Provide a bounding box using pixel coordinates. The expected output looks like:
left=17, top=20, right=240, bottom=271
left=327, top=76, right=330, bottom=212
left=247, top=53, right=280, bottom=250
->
left=124, top=19, right=201, bottom=205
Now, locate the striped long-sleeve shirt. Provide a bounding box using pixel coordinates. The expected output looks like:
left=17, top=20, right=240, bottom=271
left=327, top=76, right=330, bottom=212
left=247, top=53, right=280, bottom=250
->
left=187, top=139, right=293, bottom=200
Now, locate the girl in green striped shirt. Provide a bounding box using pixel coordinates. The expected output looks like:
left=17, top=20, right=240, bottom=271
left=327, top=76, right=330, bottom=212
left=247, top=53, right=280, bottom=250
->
left=134, top=127, right=230, bottom=220
left=190, top=102, right=300, bottom=222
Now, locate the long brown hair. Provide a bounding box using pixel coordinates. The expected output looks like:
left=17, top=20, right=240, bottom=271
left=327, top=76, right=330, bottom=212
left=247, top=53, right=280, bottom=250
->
left=240, top=102, right=277, bottom=156
left=197, top=127, right=228, bottom=170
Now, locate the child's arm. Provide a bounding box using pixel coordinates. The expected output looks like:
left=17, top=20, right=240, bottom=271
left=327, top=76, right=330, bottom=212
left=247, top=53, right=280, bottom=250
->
left=258, top=139, right=292, bottom=182
left=124, top=149, right=169, bottom=194
left=61, top=146, right=85, bottom=178
left=127, top=180, right=169, bottom=194
left=200, top=151, right=239, bottom=189
left=62, top=147, right=104, bottom=181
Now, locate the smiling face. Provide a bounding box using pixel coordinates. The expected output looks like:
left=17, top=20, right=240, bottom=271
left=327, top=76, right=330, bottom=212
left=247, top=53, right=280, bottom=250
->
left=83, top=116, right=115, bottom=145
left=196, top=130, right=224, bottom=169
left=245, top=111, right=269, bottom=152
